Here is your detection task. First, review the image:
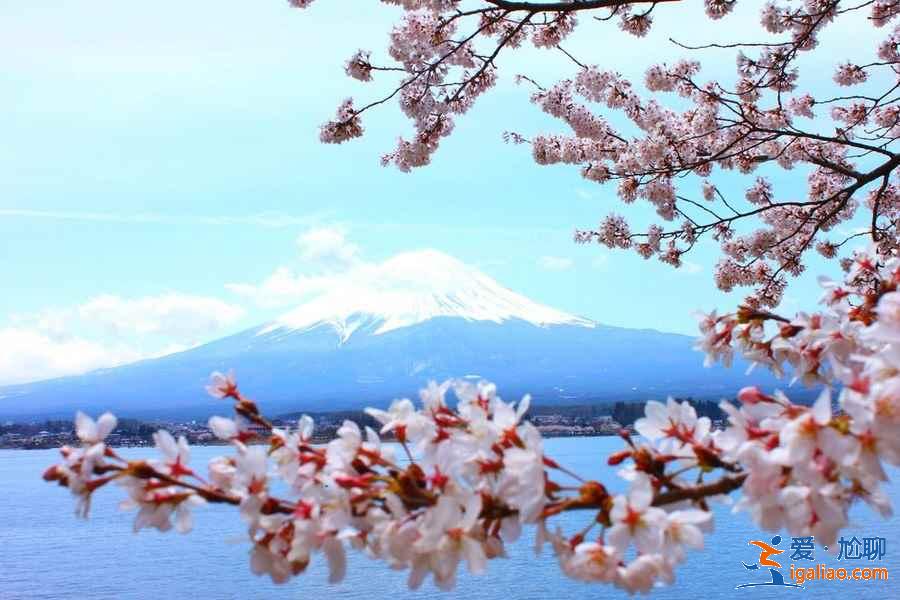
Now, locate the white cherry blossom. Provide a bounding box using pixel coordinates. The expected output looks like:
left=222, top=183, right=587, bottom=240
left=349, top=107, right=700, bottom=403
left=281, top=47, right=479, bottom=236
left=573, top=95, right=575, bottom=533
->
left=607, top=475, right=666, bottom=555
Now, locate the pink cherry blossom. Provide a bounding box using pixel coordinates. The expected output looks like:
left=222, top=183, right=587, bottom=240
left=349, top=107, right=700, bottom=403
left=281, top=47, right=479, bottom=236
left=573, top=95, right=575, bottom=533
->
left=287, top=0, right=898, bottom=306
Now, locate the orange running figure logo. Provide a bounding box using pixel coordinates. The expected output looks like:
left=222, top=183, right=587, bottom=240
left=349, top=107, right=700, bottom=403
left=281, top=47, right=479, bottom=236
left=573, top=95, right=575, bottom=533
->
left=748, top=539, right=785, bottom=568
left=736, top=535, right=802, bottom=590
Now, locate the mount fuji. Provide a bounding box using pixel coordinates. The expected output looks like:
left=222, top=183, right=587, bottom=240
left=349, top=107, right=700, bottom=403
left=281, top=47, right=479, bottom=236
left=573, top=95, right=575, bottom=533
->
left=0, top=250, right=784, bottom=419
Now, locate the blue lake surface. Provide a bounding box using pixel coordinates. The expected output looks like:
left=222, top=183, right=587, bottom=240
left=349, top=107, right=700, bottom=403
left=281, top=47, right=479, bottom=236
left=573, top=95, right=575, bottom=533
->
left=1, top=437, right=897, bottom=599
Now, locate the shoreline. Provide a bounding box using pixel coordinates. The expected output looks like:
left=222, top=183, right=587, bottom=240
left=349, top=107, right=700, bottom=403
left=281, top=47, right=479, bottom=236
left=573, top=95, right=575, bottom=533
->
left=0, top=429, right=628, bottom=451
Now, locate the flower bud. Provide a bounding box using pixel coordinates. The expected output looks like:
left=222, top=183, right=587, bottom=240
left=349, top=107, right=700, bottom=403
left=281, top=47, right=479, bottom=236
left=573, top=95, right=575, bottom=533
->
left=42, top=465, right=62, bottom=482
left=737, top=386, right=773, bottom=404
left=607, top=449, right=631, bottom=466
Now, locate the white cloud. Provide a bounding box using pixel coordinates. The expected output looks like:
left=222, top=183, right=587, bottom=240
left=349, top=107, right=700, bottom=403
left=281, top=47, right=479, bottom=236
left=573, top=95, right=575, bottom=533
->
left=76, top=293, right=245, bottom=338
left=0, top=328, right=145, bottom=385
left=227, top=226, right=363, bottom=308
left=2, top=293, right=246, bottom=385
left=228, top=243, right=471, bottom=310
left=20, top=293, right=246, bottom=340
left=537, top=255, right=574, bottom=271
left=1, top=226, right=364, bottom=385
left=296, top=226, right=359, bottom=264
left=226, top=267, right=332, bottom=309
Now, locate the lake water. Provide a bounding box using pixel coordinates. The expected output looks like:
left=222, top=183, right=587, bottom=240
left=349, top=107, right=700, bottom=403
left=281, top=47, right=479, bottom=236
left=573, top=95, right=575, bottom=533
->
left=1, top=437, right=897, bottom=599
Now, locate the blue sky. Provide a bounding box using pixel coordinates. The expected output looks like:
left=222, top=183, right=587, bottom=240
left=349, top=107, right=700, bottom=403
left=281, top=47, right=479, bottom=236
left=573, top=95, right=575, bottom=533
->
left=0, top=1, right=878, bottom=384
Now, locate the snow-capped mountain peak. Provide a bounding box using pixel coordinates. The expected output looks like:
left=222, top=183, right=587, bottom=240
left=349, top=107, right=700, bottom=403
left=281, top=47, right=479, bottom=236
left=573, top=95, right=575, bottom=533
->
left=259, top=249, right=594, bottom=341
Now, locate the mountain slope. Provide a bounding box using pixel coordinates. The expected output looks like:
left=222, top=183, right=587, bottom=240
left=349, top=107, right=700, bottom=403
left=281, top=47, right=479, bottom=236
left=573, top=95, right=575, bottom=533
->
left=0, top=250, right=793, bottom=419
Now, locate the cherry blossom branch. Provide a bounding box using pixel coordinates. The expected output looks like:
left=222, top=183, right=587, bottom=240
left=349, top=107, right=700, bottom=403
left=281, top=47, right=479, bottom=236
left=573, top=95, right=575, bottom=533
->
left=42, top=362, right=762, bottom=593
left=484, top=0, right=677, bottom=10
left=297, top=0, right=900, bottom=306
left=651, top=472, right=747, bottom=507
left=42, top=258, right=900, bottom=590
